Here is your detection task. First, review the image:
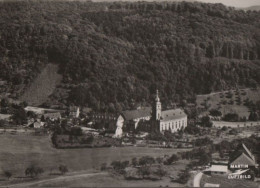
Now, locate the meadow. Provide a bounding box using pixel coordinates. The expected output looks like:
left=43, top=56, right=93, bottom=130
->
left=196, top=88, right=260, bottom=117
left=0, top=134, right=190, bottom=181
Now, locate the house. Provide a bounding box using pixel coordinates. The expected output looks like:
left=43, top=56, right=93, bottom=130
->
left=206, top=163, right=229, bottom=175
left=69, top=106, right=80, bottom=118
left=114, top=107, right=151, bottom=138
left=43, top=112, right=61, bottom=121
left=0, top=113, right=11, bottom=121
left=81, top=107, right=92, bottom=118
left=33, top=121, right=44, bottom=128
left=229, top=143, right=257, bottom=171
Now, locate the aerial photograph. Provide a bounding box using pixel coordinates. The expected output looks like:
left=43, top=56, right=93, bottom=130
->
left=0, top=0, right=259, bottom=187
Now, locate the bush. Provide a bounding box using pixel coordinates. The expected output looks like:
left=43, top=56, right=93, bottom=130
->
left=139, top=156, right=155, bottom=166
left=111, top=160, right=129, bottom=173
left=200, top=116, right=212, bottom=127
left=177, top=170, right=190, bottom=184
left=69, top=127, right=83, bottom=136
left=154, top=166, right=167, bottom=179
left=59, top=165, right=68, bottom=175
left=100, top=163, right=107, bottom=171
left=222, top=113, right=239, bottom=122
left=3, top=171, right=12, bottom=180
left=209, top=109, right=222, bottom=116
left=25, top=165, right=44, bottom=178
left=164, top=154, right=179, bottom=165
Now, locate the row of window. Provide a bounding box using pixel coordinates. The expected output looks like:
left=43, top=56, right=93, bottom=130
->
left=160, top=120, right=186, bottom=131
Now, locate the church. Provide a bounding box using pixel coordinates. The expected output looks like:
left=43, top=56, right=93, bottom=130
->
left=152, top=90, right=188, bottom=133
left=114, top=90, right=187, bottom=138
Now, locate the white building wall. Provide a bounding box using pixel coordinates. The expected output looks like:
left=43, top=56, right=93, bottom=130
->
left=160, top=117, right=187, bottom=133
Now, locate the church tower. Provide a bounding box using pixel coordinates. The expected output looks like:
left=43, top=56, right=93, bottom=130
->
left=153, top=90, right=161, bottom=120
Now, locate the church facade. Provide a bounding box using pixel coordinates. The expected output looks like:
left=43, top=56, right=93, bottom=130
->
left=152, top=90, right=188, bottom=133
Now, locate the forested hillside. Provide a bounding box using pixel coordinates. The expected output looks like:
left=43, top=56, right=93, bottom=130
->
left=0, top=1, right=259, bottom=112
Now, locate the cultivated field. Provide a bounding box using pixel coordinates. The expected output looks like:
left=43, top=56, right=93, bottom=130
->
left=0, top=134, right=191, bottom=185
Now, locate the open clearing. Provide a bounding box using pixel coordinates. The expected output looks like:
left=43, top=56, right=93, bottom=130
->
left=0, top=134, right=191, bottom=185
left=19, top=64, right=62, bottom=106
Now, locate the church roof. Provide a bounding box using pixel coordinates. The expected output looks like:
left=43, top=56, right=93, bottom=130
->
left=160, top=108, right=187, bottom=122
left=122, top=107, right=151, bottom=121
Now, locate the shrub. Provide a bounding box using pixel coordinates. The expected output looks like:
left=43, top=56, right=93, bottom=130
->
left=139, top=156, right=155, bottom=166
left=59, top=165, right=68, bottom=175
left=164, top=154, right=179, bottom=165
left=3, top=171, right=12, bottom=180
left=100, top=163, right=107, bottom=171
left=25, top=165, right=44, bottom=178
left=177, top=170, right=190, bottom=184
left=154, top=166, right=167, bottom=179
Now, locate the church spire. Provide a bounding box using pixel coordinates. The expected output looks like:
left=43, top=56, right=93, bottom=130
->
left=153, top=90, right=161, bottom=120
left=155, top=89, right=160, bottom=102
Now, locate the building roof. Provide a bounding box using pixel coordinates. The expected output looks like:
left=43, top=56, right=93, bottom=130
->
left=0, top=114, right=11, bottom=120
left=208, top=164, right=228, bottom=173
left=43, top=112, right=61, bottom=119
left=161, top=108, right=187, bottom=122
left=242, top=143, right=255, bottom=161
left=122, top=107, right=151, bottom=121
left=230, top=153, right=256, bottom=166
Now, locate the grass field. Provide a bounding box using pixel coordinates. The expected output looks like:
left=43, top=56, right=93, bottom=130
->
left=0, top=134, right=191, bottom=183
left=200, top=174, right=259, bottom=188
left=19, top=64, right=62, bottom=106
left=196, top=88, right=260, bottom=117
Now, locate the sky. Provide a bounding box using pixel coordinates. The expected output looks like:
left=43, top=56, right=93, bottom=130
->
left=93, top=0, right=260, bottom=8
left=197, top=0, right=260, bottom=8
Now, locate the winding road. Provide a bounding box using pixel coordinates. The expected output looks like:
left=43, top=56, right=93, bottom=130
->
left=193, top=172, right=203, bottom=187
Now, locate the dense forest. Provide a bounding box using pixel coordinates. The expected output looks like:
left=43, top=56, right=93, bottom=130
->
left=0, top=0, right=259, bottom=112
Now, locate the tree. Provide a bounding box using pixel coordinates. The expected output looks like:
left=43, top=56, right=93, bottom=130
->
left=222, top=113, right=239, bottom=122
left=248, top=111, right=258, bottom=121
left=100, top=163, right=107, bottom=171
left=131, top=157, right=138, bottom=166
left=138, top=156, right=155, bottom=166
left=155, top=166, right=167, bottom=179
left=3, top=171, right=12, bottom=180
left=12, top=107, right=27, bottom=125
left=59, top=165, right=68, bottom=175
left=177, top=169, right=190, bottom=184
left=209, top=109, right=222, bottom=116
left=138, top=165, right=151, bottom=178
left=164, top=154, right=179, bottom=165
left=200, top=116, right=212, bottom=127
left=25, top=165, right=44, bottom=178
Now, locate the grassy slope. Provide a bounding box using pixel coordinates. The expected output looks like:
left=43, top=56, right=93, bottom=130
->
left=0, top=134, right=191, bottom=180
left=196, top=88, right=260, bottom=117
left=19, top=64, right=62, bottom=106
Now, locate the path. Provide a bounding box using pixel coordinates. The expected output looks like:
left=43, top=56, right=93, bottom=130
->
left=193, top=172, right=203, bottom=187
left=1, top=171, right=106, bottom=188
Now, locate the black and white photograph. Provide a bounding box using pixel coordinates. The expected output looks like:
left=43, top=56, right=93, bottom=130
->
left=0, top=0, right=259, bottom=187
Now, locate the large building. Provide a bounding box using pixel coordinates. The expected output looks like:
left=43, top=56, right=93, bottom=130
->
left=114, top=90, right=187, bottom=137
left=152, top=90, right=187, bottom=133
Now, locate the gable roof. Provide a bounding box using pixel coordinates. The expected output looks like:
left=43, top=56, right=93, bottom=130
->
left=122, top=107, right=151, bottom=121
left=161, top=108, right=187, bottom=122
left=230, top=153, right=256, bottom=166
left=43, top=112, right=61, bottom=119
left=242, top=143, right=255, bottom=161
